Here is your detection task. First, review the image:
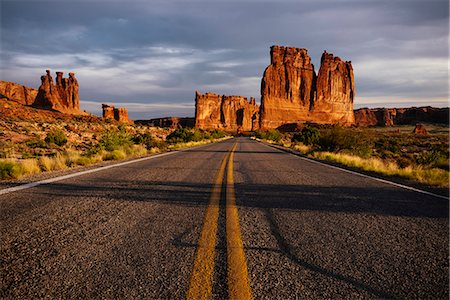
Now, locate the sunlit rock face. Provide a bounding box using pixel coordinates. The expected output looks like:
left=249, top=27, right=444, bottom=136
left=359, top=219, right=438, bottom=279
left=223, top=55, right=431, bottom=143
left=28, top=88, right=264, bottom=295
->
left=195, top=91, right=259, bottom=132
left=260, top=46, right=355, bottom=129
left=102, top=104, right=133, bottom=124
left=33, top=70, right=81, bottom=114
left=0, top=81, right=38, bottom=105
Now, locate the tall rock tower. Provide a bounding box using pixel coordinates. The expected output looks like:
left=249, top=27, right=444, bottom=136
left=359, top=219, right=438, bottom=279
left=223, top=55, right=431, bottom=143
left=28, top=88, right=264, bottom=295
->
left=260, top=45, right=355, bottom=129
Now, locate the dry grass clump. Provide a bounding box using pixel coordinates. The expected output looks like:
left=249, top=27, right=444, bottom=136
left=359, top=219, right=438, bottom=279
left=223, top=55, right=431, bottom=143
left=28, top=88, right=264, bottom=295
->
left=313, top=152, right=449, bottom=187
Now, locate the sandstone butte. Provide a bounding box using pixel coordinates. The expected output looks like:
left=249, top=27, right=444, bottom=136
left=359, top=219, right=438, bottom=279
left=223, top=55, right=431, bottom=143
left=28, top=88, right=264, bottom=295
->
left=195, top=45, right=355, bottom=131
left=195, top=92, right=260, bottom=132
left=102, top=104, right=133, bottom=124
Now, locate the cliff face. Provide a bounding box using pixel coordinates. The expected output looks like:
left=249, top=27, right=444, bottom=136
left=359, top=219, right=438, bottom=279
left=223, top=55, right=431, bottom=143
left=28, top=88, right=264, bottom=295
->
left=313, top=51, right=355, bottom=124
left=33, top=70, right=81, bottom=114
left=0, top=81, right=38, bottom=105
left=195, top=91, right=259, bottom=131
left=354, top=107, right=449, bottom=127
left=260, top=46, right=315, bottom=129
left=260, top=46, right=354, bottom=129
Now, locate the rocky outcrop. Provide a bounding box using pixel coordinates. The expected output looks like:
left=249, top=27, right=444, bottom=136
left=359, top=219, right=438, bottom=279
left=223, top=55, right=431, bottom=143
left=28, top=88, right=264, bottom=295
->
left=102, top=104, right=132, bottom=123
left=33, top=70, right=81, bottom=114
left=413, top=123, right=428, bottom=135
left=0, top=81, right=38, bottom=105
left=195, top=91, right=259, bottom=132
left=354, top=107, right=449, bottom=127
left=260, top=46, right=354, bottom=129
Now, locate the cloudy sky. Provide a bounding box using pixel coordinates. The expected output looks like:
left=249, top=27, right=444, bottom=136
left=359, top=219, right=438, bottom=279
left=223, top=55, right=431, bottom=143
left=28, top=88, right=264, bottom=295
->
left=1, top=0, right=448, bottom=119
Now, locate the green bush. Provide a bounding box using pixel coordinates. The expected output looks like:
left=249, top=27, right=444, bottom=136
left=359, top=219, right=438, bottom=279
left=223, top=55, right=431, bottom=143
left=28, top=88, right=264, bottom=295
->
left=166, top=128, right=206, bottom=143
left=27, top=138, right=47, bottom=148
left=104, top=150, right=126, bottom=161
left=132, top=132, right=157, bottom=149
left=255, top=129, right=282, bottom=142
left=99, top=128, right=132, bottom=151
left=316, top=127, right=374, bottom=158
left=0, top=161, right=22, bottom=179
left=292, top=127, right=320, bottom=145
left=210, top=130, right=227, bottom=139
left=415, top=149, right=449, bottom=169
left=45, top=129, right=67, bottom=146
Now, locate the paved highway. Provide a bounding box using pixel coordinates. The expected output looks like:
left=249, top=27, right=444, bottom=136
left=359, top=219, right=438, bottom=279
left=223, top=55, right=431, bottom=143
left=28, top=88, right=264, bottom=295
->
left=1, top=138, right=448, bottom=299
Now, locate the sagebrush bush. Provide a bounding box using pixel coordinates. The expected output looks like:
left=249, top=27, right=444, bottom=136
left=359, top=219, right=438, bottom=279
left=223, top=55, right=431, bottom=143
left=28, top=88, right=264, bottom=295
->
left=166, top=128, right=206, bottom=143
left=0, top=160, right=22, bottom=179
left=45, top=129, right=68, bottom=146
left=255, top=129, right=282, bottom=142
left=99, top=128, right=132, bottom=151
left=103, top=149, right=126, bottom=160
left=292, top=127, right=320, bottom=145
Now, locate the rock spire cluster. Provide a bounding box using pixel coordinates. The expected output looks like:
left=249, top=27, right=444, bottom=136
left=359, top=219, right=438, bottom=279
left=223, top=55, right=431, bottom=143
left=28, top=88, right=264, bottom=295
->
left=195, top=45, right=355, bottom=131
left=33, top=70, right=81, bottom=114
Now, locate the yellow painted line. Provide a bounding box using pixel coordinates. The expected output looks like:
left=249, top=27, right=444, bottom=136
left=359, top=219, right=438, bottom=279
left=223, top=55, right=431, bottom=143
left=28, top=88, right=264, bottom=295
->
left=186, top=147, right=231, bottom=300
left=226, top=143, right=253, bottom=300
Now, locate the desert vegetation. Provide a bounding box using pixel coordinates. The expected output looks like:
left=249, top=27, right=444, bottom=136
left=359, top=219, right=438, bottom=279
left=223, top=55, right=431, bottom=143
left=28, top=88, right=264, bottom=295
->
left=0, top=103, right=228, bottom=180
left=255, top=124, right=449, bottom=187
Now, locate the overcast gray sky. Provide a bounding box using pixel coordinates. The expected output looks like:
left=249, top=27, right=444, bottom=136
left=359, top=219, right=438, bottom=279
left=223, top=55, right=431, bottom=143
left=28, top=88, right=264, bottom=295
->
left=1, top=0, right=448, bottom=119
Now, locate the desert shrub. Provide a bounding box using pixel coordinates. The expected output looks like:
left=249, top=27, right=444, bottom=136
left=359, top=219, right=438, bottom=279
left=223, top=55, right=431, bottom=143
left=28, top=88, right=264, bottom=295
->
left=166, top=128, right=206, bottom=143
left=0, top=160, right=22, bottom=179
left=132, top=132, right=155, bottom=148
left=255, top=129, right=282, bottom=142
left=39, top=154, right=67, bottom=171
left=45, top=129, right=67, bottom=146
left=124, top=144, right=148, bottom=157
left=292, top=127, right=320, bottom=145
left=20, top=159, right=41, bottom=175
left=415, top=148, right=449, bottom=169
left=76, top=156, right=93, bottom=166
left=99, top=128, right=132, bottom=151
left=103, top=149, right=126, bottom=160
left=316, top=126, right=372, bottom=156
left=27, top=138, right=47, bottom=148
left=375, top=138, right=401, bottom=154
left=210, top=130, right=227, bottom=139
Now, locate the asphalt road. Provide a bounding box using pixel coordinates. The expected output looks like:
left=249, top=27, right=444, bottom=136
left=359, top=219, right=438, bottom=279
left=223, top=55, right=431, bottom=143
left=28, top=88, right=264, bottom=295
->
left=1, top=137, right=448, bottom=299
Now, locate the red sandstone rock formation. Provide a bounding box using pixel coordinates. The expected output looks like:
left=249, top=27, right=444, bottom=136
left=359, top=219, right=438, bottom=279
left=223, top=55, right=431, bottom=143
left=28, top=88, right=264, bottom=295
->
left=413, top=123, right=428, bottom=135
left=0, top=81, right=38, bottom=105
left=260, top=46, right=355, bottom=129
left=33, top=70, right=81, bottom=114
left=102, top=104, right=132, bottom=123
left=260, top=46, right=316, bottom=129
left=313, top=51, right=355, bottom=124
left=102, top=104, right=115, bottom=119
left=354, top=107, right=449, bottom=127
left=195, top=91, right=259, bottom=131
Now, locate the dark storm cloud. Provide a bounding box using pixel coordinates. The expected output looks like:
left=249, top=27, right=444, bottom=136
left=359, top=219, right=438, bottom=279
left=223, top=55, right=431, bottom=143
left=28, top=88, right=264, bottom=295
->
left=1, top=0, right=448, bottom=118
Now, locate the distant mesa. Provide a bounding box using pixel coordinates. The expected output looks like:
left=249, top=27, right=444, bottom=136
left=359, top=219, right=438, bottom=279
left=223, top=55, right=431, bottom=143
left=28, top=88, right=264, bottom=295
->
left=135, top=117, right=195, bottom=128
left=195, top=45, right=355, bottom=131
left=354, top=107, right=449, bottom=127
left=102, top=104, right=133, bottom=124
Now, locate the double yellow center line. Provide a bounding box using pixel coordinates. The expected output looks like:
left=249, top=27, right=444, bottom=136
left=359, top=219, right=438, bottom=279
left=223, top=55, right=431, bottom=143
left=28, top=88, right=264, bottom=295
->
left=186, top=142, right=252, bottom=300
